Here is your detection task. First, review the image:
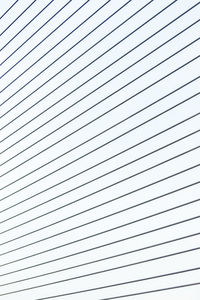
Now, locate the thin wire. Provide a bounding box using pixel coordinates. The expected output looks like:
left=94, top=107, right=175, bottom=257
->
left=0, top=147, right=200, bottom=235
left=0, top=246, right=200, bottom=296
left=0, top=163, right=199, bottom=257
left=0, top=0, right=104, bottom=74
left=100, top=282, right=200, bottom=299
left=1, top=44, right=199, bottom=173
left=0, top=0, right=18, bottom=20
left=29, top=266, right=200, bottom=298
left=0, top=0, right=180, bottom=118
left=0, top=0, right=133, bottom=106
left=1, top=109, right=199, bottom=223
left=0, top=0, right=55, bottom=50
left=0, top=91, right=199, bottom=206
left=0, top=213, right=198, bottom=275
left=0, top=0, right=71, bottom=65
left=1, top=231, right=200, bottom=287
left=0, top=4, right=198, bottom=297
left=0, top=0, right=191, bottom=132
left=0, top=74, right=199, bottom=183
left=0, top=141, right=199, bottom=238
left=0, top=0, right=160, bottom=129
left=1, top=20, right=198, bottom=159
left=0, top=0, right=37, bottom=37
left=0, top=0, right=153, bottom=94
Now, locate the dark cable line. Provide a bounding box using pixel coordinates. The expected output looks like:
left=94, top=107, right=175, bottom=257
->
left=1, top=43, right=199, bottom=174
left=0, top=1, right=164, bottom=135
left=0, top=0, right=18, bottom=20
left=0, top=0, right=190, bottom=135
left=0, top=4, right=198, bottom=298
left=0, top=91, right=198, bottom=208
left=1, top=231, right=200, bottom=288
left=0, top=0, right=180, bottom=119
left=0, top=0, right=71, bottom=67
left=0, top=245, right=200, bottom=296
left=0, top=0, right=105, bottom=75
left=1, top=154, right=200, bottom=238
left=33, top=266, right=200, bottom=299
left=0, top=213, right=198, bottom=275
left=0, top=97, right=199, bottom=221
left=0, top=0, right=152, bottom=94
left=99, top=282, right=200, bottom=300
left=0, top=143, right=199, bottom=241
left=0, top=74, right=198, bottom=186
left=1, top=20, right=198, bottom=161
left=1, top=128, right=199, bottom=234
left=1, top=109, right=199, bottom=222
left=0, top=0, right=55, bottom=50
left=0, top=0, right=134, bottom=108
left=1, top=40, right=197, bottom=195
left=0, top=163, right=199, bottom=258
left=0, top=0, right=37, bottom=37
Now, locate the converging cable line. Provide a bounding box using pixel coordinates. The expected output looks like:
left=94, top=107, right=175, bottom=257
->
left=0, top=0, right=55, bottom=50
left=0, top=0, right=183, bottom=112
left=0, top=0, right=196, bottom=129
left=0, top=0, right=150, bottom=89
left=0, top=91, right=199, bottom=206
left=0, top=0, right=18, bottom=20
left=33, top=266, right=200, bottom=299
left=0, top=213, right=199, bottom=277
left=0, top=243, right=200, bottom=296
left=0, top=0, right=106, bottom=75
left=0, top=43, right=199, bottom=175
left=0, top=74, right=199, bottom=187
left=0, top=0, right=37, bottom=37
left=0, top=0, right=71, bottom=55
left=0, top=162, right=199, bottom=256
left=0, top=2, right=199, bottom=298
left=99, top=282, right=200, bottom=300
left=0, top=0, right=133, bottom=103
left=0, top=231, right=200, bottom=287
left=0, top=18, right=198, bottom=160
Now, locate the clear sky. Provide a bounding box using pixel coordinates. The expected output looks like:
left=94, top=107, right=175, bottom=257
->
left=0, top=0, right=200, bottom=299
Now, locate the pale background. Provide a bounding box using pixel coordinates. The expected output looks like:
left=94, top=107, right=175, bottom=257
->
left=0, top=0, right=200, bottom=299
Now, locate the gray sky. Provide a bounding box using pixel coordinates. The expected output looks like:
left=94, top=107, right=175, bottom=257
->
left=0, top=0, right=200, bottom=299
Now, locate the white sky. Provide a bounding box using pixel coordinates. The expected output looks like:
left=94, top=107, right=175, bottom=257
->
left=0, top=0, right=200, bottom=299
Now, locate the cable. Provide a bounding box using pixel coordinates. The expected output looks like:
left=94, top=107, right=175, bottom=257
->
left=0, top=0, right=179, bottom=118
left=1, top=42, right=199, bottom=174
left=0, top=91, right=199, bottom=207
left=100, top=282, right=200, bottom=299
left=0, top=0, right=71, bottom=67
left=0, top=212, right=199, bottom=277
left=1, top=231, right=200, bottom=287
left=0, top=0, right=158, bottom=126
left=0, top=0, right=18, bottom=20
left=0, top=245, right=199, bottom=296
left=0, top=0, right=153, bottom=95
left=0, top=0, right=134, bottom=106
left=0, top=0, right=104, bottom=74
left=0, top=163, right=199, bottom=257
left=0, top=0, right=55, bottom=50
left=30, top=266, right=200, bottom=298
left=0, top=155, right=199, bottom=237
left=0, top=74, right=199, bottom=186
left=0, top=92, right=199, bottom=218
left=0, top=109, right=199, bottom=226
left=0, top=0, right=192, bottom=132
left=1, top=20, right=198, bottom=161
left=1, top=3, right=199, bottom=298
left=0, top=0, right=37, bottom=37
left=0, top=141, right=199, bottom=238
